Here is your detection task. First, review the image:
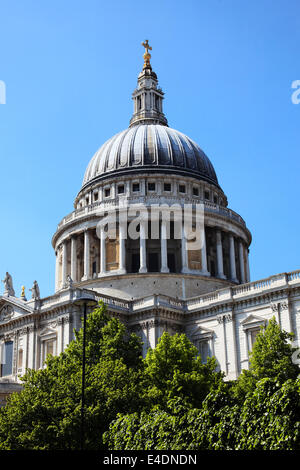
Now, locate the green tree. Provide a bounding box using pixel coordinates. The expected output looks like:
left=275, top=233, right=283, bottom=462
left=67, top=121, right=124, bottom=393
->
left=105, top=320, right=300, bottom=451
left=236, top=378, right=300, bottom=450
left=0, top=302, right=144, bottom=450
left=234, top=317, right=300, bottom=399
left=143, top=332, right=223, bottom=409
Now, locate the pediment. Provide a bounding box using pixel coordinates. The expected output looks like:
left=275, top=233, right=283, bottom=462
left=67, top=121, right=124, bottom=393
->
left=190, top=324, right=214, bottom=339
left=0, top=296, right=33, bottom=318
left=39, top=326, right=57, bottom=339
left=0, top=304, right=14, bottom=321
left=241, top=314, right=267, bottom=330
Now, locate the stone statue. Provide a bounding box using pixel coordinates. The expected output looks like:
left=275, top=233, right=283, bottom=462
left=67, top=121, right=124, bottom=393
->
left=29, top=280, right=40, bottom=300
left=66, top=275, right=73, bottom=288
left=2, top=272, right=15, bottom=296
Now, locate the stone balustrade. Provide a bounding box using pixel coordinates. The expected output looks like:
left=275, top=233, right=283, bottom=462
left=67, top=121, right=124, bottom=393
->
left=56, top=198, right=246, bottom=232
left=37, top=268, right=300, bottom=317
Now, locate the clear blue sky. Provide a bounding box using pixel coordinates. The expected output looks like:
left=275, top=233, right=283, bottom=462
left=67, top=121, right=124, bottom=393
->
left=0, top=0, right=299, bottom=299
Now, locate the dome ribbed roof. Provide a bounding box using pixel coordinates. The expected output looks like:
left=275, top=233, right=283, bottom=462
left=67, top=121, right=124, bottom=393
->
left=82, top=124, right=219, bottom=188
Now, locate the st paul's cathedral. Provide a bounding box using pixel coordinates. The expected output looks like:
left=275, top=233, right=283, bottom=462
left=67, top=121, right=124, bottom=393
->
left=0, top=42, right=299, bottom=404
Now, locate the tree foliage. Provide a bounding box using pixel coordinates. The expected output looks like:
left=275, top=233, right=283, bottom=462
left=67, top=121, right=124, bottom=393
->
left=105, top=317, right=300, bottom=450
left=142, top=332, right=223, bottom=409
left=0, top=302, right=144, bottom=450
left=234, top=317, right=299, bottom=400
left=1, top=311, right=300, bottom=451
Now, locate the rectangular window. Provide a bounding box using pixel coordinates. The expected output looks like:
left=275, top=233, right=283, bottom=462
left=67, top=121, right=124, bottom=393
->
left=93, top=192, right=98, bottom=202
left=43, top=339, right=56, bottom=365
left=193, top=187, right=199, bottom=196
left=46, top=340, right=54, bottom=356
left=92, top=261, right=97, bottom=275
left=213, top=195, right=218, bottom=204
left=250, top=329, right=260, bottom=349
left=1, top=341, right=13, bottom=377
left=104, top=188, right=110, bottom=198
left=117, top=185, right=125, bottom=194
left=204, top=190, right=210, bottom=200
left=164, top=182, right=171, bottom=192
left=179, top=184, right=186, bottom=193
left=148, top=182, right=156, bottom=191
left=198, top=340, right=210, bottom=363
left=17, top=349, right=23, bottom=369
left=132, top=183, right=140, bottom=192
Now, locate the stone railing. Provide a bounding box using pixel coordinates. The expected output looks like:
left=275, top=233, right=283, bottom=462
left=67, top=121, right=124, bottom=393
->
left=186, top=270, right=300, bottom=312
left=232, top=273, right=288, bottom=297
left=94, top=293, right=131, bottom=311
left=55, top=198, right=246, bottom=232
left=288, top=270, right=300, bottom=282
left=38, top=270, right=300, bottom=316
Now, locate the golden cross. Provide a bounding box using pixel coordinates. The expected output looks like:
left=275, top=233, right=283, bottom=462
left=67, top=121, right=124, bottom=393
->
left=141, top=39, right=152, bottom=54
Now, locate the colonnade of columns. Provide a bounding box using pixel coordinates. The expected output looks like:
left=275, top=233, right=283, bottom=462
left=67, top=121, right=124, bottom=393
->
left=55, top=223, right=250, bottom=291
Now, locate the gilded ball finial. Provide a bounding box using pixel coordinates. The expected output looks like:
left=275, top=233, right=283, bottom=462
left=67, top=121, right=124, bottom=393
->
left=141, top=39, right=152, bottom=68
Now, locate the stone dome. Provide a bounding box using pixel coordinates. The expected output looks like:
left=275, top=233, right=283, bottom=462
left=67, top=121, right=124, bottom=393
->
left=82, top=124, right=219, bottom=189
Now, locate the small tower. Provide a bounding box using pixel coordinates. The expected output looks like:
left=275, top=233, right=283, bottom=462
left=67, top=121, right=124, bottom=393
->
left=130, top=40, right=168, bottom=127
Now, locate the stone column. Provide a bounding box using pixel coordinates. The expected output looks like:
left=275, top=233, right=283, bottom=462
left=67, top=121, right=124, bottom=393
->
left=99, top=227, right=106, bottom=275
left=139, top=221, right=147, bottom=273
left=239, top=240, right=246, bottom=284
left=57, top=317, right=64, bottom=355
left=229, top=234, right=238, bottom=282
left=63, top=316, right=71, bottom=350
left=28, top=325, right=36, bottom=370
left=71, top=236, right=77, bottom=282
left=160, top=220, right=169, bottom=273
left=140, top=179, right=146, bottom=196
left=55, top=250, right=60, bottom=291
left=119, top=223, right=126, bottom=274
left=82, top=230, right=90, bottom=281
left=200, top=227, right=210, bottom=276
left=216, top=230, right=226, bottom=279
left=181, top=224, right=189, bottom=273
left=98, top=186, right=103, bottom=202
left=62, top=240, right=68, bottom=287
left=246, top=248, right=250, bottom=282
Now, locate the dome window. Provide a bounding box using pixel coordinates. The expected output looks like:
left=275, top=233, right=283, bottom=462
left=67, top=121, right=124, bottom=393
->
left=118, top=184, right=125, bottom=194
left=148, top=182, right=156, bottom=191
left=193, top=187, right=199, bottom=196
left=104, top=188, right=111, bottom=198
left=132, top=182, right=140, bottom=192
left=164, top=182, right=171, bottom=192
left=213, top=195, right=218, bottom=204
left=204, top=190, right=210, bottom=200
left=179, top=184, right=186, bottom=193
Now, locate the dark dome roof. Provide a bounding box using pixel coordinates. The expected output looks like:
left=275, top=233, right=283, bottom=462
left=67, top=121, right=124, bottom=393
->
left=82, top=124, right=219, bottom=188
